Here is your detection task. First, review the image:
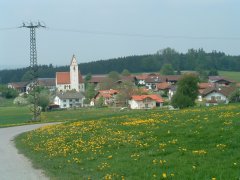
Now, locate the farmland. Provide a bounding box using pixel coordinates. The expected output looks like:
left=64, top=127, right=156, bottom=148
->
left=15, top=104, right=240, bottom=179
left=219, top=71, right=240, bottom=82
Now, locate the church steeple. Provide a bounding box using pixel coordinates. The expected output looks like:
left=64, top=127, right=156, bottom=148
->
left=70, top=54, right=79, bottom=91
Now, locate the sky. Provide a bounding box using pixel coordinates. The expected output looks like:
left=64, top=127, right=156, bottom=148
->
left=1, top=0, right=240, bottom=69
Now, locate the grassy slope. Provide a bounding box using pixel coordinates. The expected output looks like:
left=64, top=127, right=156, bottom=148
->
left=0, top=98, right=32, bottom=127
left=0, top=106, right=32, bottom=127
left=15, top=104, right=240, bottom=179
left=219, top=71, right=240, bottom=82
left=0, top=98, right=138, bottom=127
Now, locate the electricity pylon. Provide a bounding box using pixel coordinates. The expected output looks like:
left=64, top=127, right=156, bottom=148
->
left=21, top=22, right=45, bottom=121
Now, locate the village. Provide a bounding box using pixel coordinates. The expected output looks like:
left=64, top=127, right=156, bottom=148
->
left=7, top=55, right=240, bottom=110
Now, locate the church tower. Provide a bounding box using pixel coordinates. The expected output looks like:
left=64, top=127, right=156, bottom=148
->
left=70, top=55, right=79, bottom=91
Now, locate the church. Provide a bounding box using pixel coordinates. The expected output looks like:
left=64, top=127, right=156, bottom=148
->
left=56, top=55, right=85, bottom=92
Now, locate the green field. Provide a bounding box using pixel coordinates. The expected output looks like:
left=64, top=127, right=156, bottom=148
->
left=15, top=104, right=240, bottom=179
left=0, top=104, right=140, bottom=127
left=0, top=106, right=32, bottom=127
left=219, top=71, right=240, bottom=82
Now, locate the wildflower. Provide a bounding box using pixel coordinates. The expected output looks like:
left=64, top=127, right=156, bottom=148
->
left=162, top=173, right=167, bottom=178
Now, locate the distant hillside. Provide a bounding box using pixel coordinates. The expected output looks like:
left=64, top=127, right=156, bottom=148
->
left=1, top=48, right=240, bottom=84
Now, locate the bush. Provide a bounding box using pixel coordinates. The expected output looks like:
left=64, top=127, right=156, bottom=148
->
left=229, top=89, right=240, bottom=103
left=0, top=86, right=19, bottom=99
left=13, top=97, right=29, bottom=105
left=171, top=93, right=194, bottom=108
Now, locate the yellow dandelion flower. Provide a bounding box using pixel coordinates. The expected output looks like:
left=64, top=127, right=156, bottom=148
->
left=162, top=172, right=167, bottom=178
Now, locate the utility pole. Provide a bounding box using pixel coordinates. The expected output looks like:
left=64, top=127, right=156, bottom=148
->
left=21, top=22, right=45, bottom=121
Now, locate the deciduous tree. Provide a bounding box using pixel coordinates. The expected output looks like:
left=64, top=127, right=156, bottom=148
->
left=171, top=74, right=199, bottom=108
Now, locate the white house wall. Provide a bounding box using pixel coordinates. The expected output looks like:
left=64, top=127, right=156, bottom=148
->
left=129, top=100, right=156, bottom=109
left=204, top=92, right=228, bottom=102
left=54, top=96, right=84, bottom=108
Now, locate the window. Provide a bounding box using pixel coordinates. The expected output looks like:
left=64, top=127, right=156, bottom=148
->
left=63, top=100, right=66, bottom=102
left=211, top=96, right=215, bottom=100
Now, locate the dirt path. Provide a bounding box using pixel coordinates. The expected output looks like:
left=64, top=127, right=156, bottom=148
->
left=0, top=123, right=57, bottom=180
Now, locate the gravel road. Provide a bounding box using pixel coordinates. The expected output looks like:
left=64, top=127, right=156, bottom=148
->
left=0, top=123, right=57, bottom=180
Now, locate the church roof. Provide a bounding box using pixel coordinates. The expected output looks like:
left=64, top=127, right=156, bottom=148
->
left=56, top=72, right=84, bottom=84
left=56, top=72, right=70, bottom=84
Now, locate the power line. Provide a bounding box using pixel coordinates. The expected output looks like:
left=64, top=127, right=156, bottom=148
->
left=0, top=27, right=19, bottom=31
left=1, top=25, right=240, bottom=40
left=47, top=27, right=240, bottom=40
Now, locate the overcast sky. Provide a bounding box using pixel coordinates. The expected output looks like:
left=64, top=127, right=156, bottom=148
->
left=1, top=0, right=240, bottom=69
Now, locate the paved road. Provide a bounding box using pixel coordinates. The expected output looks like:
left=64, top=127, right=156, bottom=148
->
left=0, top=123, right=57, bottom=180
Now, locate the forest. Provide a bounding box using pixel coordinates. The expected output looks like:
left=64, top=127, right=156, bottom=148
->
left=1, top=48, right=240, bottom=84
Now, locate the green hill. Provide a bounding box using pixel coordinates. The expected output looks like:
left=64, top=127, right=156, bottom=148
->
left=15, top=104, right=240, bottom=179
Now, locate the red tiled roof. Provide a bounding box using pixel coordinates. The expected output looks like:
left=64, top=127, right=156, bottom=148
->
left=135, top=74, right=149, bottom=80
left=89, top=76, right=109, bottom=83
left=96, top=89, right=119, bottom=98
left=198, top=83, right=214, bottom=89
left=56, top=72, right=84, bottom=84
left=157, top=82, right=171, bottom=90
left=56, top=72, right=70, bottom=84
left=201, top=86, right=237, bottom=97
left=131, top=94, right=164, bottom=103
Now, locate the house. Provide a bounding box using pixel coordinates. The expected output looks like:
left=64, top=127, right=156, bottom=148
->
left=94, top=89, right=119, bottom=106
left=208, top=76, right=235, bottom=86
left=88, top=76, right=109, bottom=90
left=162, top=75, right=181, bottom=84
left=25, top=78, right=56, bottom=93
left=168, top=85, right=177, bottom=100
left=56, top=55, right=85, bottom=92
left=129, top=94, right=164, bottom=109
left=116, top=75, right=135, bottom=85
left=145, top=75, right=163, bottom=90
left=134, top=74, right=149, bottom=86
left=7, top=82, right=28, bottom=93
left=54, top=91, right=85, bottom=108
left=37, top=78, right=56, bottom=91
left=198, top=82, right=214, bottom=94
left=199, top=86, right=236, bottom=105
left=157, top=82, right=171, bottom=96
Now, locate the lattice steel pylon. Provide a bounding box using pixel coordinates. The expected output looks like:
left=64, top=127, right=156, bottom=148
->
left=21, top=22, right=45, bottom=121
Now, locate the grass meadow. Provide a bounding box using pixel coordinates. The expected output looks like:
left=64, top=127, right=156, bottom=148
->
left=219, top=71, right=240, bottom=82
left=0, top=106, right=32, bottom=127
left=15, top=104, right=240, bottom=179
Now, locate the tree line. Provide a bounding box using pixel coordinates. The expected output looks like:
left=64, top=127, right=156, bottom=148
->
left=1, top=48, right=240, bottom=84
